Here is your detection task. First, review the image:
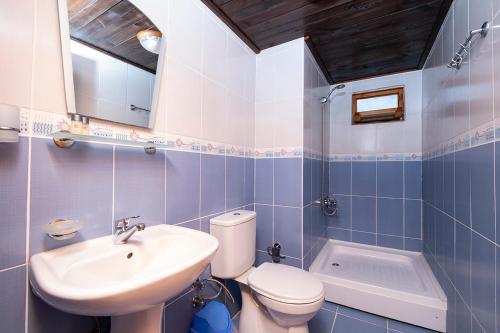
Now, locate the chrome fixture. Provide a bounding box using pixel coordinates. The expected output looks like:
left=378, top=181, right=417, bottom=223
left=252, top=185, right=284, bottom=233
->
left=114, top=216, right=145, bottom=244
left=320, top=195, right=338, bottom=216
left=0, top=104, right=21, bottom=143
left=320, top=84, right=346, bottom=104
left=267, top=242, right=286, bottom=263
left=448, top=21, right=489, bottom=69
left=129, top=104, right=151, bottom=112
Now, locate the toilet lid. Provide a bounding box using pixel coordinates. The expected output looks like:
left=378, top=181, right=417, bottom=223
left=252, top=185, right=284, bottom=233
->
left=247, top=263, right=324, bottom=304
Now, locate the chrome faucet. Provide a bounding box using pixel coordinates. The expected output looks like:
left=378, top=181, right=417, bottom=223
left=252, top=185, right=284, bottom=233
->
left=114, top=216, right=145, bottom=244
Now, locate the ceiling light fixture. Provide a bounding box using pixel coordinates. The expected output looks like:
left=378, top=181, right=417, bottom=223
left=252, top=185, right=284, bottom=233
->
left=137, top=30, right=162, bottom=54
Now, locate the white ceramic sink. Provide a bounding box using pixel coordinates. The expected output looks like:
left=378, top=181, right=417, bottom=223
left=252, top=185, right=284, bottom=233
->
left=30, top=224, right=219, bottom=333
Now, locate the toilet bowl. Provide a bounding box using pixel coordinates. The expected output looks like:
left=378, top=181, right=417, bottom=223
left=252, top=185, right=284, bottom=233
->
left=209, top=211, right=324, bottom=333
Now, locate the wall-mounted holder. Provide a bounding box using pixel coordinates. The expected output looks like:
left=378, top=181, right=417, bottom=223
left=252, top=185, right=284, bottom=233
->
left=0, top=104, right=21, bottom=143
left=51, top=131, right=157, bottom=154
left=45, top=219, right=83, bottom=240
left=448, top=21, right=489, bottom=70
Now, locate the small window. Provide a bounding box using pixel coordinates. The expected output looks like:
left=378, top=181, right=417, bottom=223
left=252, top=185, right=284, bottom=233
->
left=352, top=87, right=404, bottom=125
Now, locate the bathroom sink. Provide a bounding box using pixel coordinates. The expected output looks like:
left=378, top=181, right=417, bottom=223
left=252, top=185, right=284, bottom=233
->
left=30, top=224, right=219, bottom=333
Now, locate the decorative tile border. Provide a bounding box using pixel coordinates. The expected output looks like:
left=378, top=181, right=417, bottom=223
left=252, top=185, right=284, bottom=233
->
left=423, top=119, right=496, bottom=160
left=328, top=152, right=422, bottom=162
left=22, top=109, right=256, bottom=157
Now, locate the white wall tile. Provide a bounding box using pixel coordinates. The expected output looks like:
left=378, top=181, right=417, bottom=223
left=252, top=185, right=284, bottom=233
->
left=202, top=13, right=227, bottom=86
left=166, top=59, right=202, bottom=137
left=493, top=12, right=500, bottom=119
left=0, top=0, right=34, bottom=108
left=202, top=78, right=227, bottom=143
left=255, top=102, right=275, bottom=149
left=255, top=54, right=275, bottom=104
left=168, top=0, right=203, bottom=72
left=329, top=70, right=423, bottom=155
left=274, top=99, right=303, bottom=148
left=31, top=0, right=67, bottom=114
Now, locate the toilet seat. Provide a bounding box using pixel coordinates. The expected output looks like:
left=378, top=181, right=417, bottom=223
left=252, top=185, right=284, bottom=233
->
left=248, top=263, right=324, bottom=305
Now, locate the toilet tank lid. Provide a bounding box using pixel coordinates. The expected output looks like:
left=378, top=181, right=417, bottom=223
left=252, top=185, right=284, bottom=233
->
left=210, top=210, right=256, bottom=227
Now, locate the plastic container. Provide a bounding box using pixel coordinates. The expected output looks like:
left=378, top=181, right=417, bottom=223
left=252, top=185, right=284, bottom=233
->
left=190, top=301, right=233, bottom=333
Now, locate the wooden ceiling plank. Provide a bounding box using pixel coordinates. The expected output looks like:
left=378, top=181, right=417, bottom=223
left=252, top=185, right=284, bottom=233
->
left=199, top=0, right=260, bottom=53
left=304, top=36, right=333, bottom=84
left=417, top=0, right=454, bottom=68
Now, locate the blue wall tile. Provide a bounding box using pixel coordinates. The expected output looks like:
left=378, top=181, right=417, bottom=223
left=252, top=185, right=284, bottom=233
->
left=405, top=161, right=422, bottom=200
left=166, top=151, right=200, bottom=224
left=352, top=162, right=376, bottom=196
left=115, top=146, right=165, bottom=226
left=378, top=161, right=403, bottom=198
left=0, top=266, right=25, bottom=333
left=327, top=227, right=351, bottom=241
left=328, top=195, right=351, bottom=229
left=405, top=199, right=422, bottom=238
left=164, top=291, right=196, bottom=333
left=311, top=159, right=322, bottom=201
left=454, top=149, right=471, bottom=227
left=495, top=143, right=500, bottom=243
left=303, top=158, right=312, bottom=205
left=274, top=158, right=302, bottom=207
left=29, top=287, right=94, bottom=333
left=470, top=232, right=495, bottom=333
left=378, top=198, right=404, bottom=236
left=455, top=294, right=472, bottom=333
left=352, top=231, right=376, bottom=245
left=255, top=159, right=273, bottom=204
left=404, top=238, right=423, bottom=252
left=244, top=158, right=254, bottom=205
left=455, top=222, right=471, bottom=306
left=443, top=153, right=455, bottom=217
left=255, top=204, right=272, bottom=252
left=274, top=206, right=302, bottom=258
left=377, top=234, right=404, bottom=250
left=0, top=138, right=28, bottom=270
left=30, top=139, right=113, bottom=255
left=352, top=196, right=376, bottom=233
left=200, top=154, right=225, bottom=216
left=226, top=156, right=245, bottom=209
left=469, top=143, right=495, bottom=241
left=330, top=161, right=351, bottom=195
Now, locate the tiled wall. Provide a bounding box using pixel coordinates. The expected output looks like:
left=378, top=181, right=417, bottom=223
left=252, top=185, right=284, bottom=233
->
left=329, top=71, right=422, bottom=157
left=254, top=39, right=305, bottom=268
left=303, top=44, right=331, bottom=269
left=0, top=137, right=254, bottom=333
left=253, top=39, right=330, bottom=270
left=327, top=159, right=423, bottom=251
left=327, top=70, right=424, bottom=251
left=0, top=0, right=256, bottom=332
left=421, top=0, right=500, bottom=332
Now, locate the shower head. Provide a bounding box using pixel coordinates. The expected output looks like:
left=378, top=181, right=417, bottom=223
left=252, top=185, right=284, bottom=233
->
left=320, top=84, right=346, bottom=104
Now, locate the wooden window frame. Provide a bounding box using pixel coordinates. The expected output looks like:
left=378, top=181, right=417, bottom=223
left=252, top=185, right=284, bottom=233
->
left=352, top=87, right=405, bottom=125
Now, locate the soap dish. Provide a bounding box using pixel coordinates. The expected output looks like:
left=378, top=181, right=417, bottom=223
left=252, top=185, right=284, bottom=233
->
left=45, top=219, right=83, bottom=240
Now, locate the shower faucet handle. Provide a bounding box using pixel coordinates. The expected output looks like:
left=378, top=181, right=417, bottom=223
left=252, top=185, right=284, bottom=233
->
left=267, top=243, right=286, bottom=263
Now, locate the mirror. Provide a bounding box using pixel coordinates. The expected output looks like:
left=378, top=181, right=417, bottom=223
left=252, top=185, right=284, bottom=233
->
left=58, top=0, right=165, bottom=128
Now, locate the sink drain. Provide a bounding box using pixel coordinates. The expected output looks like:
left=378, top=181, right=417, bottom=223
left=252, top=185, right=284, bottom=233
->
left=127, top=252, right=133, bottom=259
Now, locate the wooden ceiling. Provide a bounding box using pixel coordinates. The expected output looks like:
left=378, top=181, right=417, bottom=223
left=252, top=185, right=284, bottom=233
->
left=67, top=0, right=159, bottom=73
left=201, top=0, right=453, bottom=83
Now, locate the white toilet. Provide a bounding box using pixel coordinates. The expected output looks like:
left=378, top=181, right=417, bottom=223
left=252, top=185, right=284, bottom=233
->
left=210, top=210, right=324, bottom=333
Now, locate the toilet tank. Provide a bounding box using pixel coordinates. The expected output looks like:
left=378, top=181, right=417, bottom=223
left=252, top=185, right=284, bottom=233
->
left=209, top=210, right=256, bottom=279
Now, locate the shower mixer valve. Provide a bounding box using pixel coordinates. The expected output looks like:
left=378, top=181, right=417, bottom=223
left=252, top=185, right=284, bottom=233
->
left=267, top=243, right=286, bottom=263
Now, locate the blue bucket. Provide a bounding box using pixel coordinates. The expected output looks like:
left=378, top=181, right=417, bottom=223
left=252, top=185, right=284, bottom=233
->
left=190, top=301, right=233, bottom=333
